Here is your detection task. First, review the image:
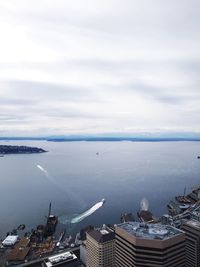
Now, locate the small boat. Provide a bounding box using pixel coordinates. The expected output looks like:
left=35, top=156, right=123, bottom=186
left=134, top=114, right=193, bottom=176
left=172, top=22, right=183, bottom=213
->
left=101, top=198, right=106, bottom=204
left=197, top=156, right=200, bottom=159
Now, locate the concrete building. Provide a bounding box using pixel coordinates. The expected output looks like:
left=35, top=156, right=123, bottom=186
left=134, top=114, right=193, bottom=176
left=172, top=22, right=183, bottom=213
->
left=115, top=222, right=185, bottom=267
left=190, top=206, right=200, bottom=222
left=80, top=242, right=86, bottom=266
left=44, top=251, right=80, bottom=267
left=86, top=226, right=115, bottom=267
left=6, top=237, right=30, bottom=263
left=181, top=219, right=200, bottom=267
left=2, top=235, right=18, bottom=246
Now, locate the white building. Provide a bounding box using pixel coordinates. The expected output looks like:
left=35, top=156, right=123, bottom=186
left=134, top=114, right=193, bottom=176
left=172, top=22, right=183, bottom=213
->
left=2, top=235, right=18, bottom=246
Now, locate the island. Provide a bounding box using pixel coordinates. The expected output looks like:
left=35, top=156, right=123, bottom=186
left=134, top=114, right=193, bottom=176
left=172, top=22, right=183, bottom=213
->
left=0, top=145, right=47, bottom=155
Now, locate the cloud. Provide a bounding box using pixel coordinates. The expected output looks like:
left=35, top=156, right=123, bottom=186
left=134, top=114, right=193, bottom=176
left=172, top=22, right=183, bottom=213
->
left=0, top=80, right=99, bottom=102
left=0, top=0, right=200, bottom=135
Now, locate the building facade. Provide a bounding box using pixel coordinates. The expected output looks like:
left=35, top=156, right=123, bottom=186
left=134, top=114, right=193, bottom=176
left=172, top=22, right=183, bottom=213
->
left=86, top=226, right=115, bottom=267
left=181, top=219, right=200, bottom=267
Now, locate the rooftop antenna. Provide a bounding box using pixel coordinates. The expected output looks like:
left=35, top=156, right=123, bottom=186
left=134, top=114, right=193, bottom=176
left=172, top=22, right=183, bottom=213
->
left=48, top=202, right=52, bottom=217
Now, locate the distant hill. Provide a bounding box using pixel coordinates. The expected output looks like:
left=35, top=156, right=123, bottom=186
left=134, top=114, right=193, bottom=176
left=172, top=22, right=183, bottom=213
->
left=0, top=133, right=200, bottom=142
left=0, top=145, right=47, bottom=154
left=46, top=137, right=200, bottom=142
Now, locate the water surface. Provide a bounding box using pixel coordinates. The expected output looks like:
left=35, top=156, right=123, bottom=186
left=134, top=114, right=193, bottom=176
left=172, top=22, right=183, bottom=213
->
left=0, top=141, right=199, bottom=238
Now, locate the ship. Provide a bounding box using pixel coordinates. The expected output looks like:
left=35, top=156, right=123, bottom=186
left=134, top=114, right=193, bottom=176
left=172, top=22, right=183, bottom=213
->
left=101, top=198, right=106, bottom=204
left=44, top=202, right=58, bottom=237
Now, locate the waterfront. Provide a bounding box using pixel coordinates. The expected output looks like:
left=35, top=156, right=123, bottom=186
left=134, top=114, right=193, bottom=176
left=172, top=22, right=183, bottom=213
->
left=0, top=140, right=200, bottom=238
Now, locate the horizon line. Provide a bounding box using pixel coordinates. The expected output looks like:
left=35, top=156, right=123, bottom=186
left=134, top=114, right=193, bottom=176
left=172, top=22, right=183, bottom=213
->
left=0, top=133, right=200, bottom=142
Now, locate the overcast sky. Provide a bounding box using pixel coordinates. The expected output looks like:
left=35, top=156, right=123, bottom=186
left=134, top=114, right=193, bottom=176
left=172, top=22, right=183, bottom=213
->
left=0, top=0, right=200, bottom=136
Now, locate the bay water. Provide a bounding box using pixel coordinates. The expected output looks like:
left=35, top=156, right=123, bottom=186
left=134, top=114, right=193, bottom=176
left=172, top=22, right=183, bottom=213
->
left=0, top=141, right=199, bottom=238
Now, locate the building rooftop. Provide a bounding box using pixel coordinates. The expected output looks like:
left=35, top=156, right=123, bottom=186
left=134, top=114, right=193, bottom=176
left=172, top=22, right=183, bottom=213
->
left=45, top=251, right=77, bottom=267
left=87, top=226, right=115, bottom=243
left=7, top=237, right=30, bottom=262
left=190, top=205, right=200, bottom=220
left=184, top=219, right=200, bottom=230
left=116, top=222, right=183, bottom=241
left=2, top=235, right=18, bottom=246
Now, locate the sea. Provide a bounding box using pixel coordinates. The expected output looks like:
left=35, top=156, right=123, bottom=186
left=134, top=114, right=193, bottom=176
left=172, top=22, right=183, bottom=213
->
left=0, top=140, right=200, bottom=239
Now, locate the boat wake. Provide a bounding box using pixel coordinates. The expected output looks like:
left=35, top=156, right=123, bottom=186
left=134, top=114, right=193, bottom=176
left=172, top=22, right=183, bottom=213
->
left=37, top=165, right=49, bottom=177
left=36, top=164, right=57, bottom=185
left=59, top=199, right=105, bottom=224
left=36, top=164, right=86, bottom=209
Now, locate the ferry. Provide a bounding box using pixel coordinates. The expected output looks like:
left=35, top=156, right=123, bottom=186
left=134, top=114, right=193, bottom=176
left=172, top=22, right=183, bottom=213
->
left=101, top=198, right=106, bottom=204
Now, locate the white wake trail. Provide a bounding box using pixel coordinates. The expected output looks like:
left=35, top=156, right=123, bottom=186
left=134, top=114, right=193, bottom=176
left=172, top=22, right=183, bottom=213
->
left=71, top=199, right=105, bottom=223
left=36, top=164, right=61, bottom=186
left=36, top=164, right=87, bottom=210
left=37, top=164, right=49, bottom=177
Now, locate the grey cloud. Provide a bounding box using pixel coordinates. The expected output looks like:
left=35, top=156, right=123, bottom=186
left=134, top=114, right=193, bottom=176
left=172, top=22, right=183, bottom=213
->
left=45, top=109, right=104, bottom=119
left=103, top=80, right=198, bottom=106
left=0, top=115, right=25, bottom=122
left=0, top=97, right=37, bottom=106
left=20, top=106, right=104, bottom=120
left=2, top=80, right=100, bottom=103
left=156, top=95, right=184, bottom=105
left=0, top=1, right=200, bottom=135
left=8, top=1, right=200, bottom=36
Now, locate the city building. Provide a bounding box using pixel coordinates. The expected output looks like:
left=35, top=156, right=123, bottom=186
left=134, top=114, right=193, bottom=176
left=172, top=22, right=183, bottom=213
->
left=190, top=206, right=200, bottom=222
left=86, top=225, right=115, bottom=267
left=2, top=235, right=18, bottom=246
left=44, top=251, right=79, bottom=267
left=6, top=237, right=30, bottom=263
left=80, top=242, right=86, bottom=266
left=115, top=222, right=185, bottom=267
left=181, top=219, right=200, bottom=267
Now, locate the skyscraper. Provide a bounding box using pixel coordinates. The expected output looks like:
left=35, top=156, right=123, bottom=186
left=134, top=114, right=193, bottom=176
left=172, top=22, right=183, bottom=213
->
left=115, top=222, right=185, bottom=267
left=86, top=226, right=115, bottom=267
left=181, top=219, right=200, bottom=267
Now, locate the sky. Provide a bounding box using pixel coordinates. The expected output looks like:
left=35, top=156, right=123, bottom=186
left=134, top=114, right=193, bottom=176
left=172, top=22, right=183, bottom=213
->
left=0, top=0, right=200, bottom=136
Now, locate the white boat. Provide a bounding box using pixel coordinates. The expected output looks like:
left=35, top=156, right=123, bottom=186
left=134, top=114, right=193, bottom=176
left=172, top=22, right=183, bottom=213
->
left=101, top=198, right=106, bottom=204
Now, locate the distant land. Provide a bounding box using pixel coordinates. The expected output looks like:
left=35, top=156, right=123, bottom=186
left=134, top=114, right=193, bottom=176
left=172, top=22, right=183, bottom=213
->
left=46, top=137, right=200, bottom=142
left=0, top=133, right=200, bottom=142
left=0, top=145, right=47, bottom=154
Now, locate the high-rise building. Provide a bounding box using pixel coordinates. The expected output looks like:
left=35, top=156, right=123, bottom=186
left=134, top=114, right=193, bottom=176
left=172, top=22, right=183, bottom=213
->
left=181, top=219, right=200, bottom=267
left=190, top=206, right=200, bottom=222
left=115, top=222, right=185, bottom=267
left=86, top=226, right=115, bottom=267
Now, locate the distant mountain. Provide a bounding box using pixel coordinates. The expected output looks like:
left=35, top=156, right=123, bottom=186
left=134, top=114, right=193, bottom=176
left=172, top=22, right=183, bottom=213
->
left=0, top=133, right=200, bottom=142
left=46, top=136, right=200, bottom=142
